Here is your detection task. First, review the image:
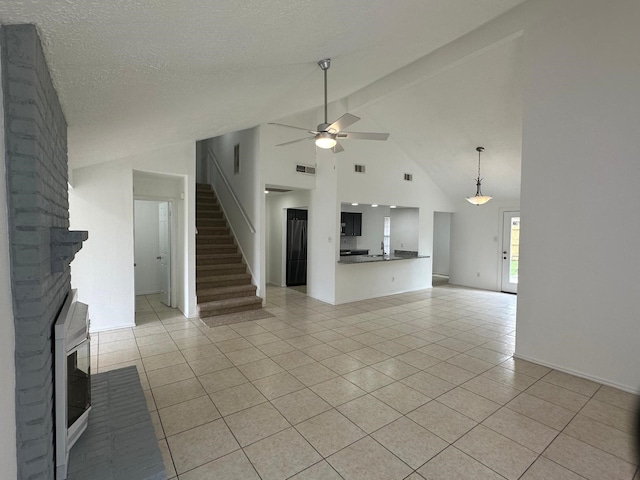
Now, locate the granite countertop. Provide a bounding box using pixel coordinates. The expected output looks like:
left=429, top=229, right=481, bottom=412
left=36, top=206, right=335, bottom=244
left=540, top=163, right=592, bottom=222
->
left=338, top=254, right=430, bottom=264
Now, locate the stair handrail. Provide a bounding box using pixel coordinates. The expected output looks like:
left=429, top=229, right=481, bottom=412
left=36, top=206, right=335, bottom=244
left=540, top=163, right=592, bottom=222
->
left=204, top=147, right=256, bottom=234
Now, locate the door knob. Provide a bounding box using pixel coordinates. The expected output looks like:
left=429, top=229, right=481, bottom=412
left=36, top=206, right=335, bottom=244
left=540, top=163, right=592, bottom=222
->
left=156, top=256, right=161, bottom=260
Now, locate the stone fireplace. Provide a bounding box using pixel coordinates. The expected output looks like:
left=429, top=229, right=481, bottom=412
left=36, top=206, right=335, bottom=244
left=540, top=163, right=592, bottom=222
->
left=1, top=24, right=88, bottom=479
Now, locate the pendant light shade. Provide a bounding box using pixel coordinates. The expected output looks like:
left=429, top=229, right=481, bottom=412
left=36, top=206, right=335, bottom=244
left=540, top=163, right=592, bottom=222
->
left=466, top=146, right=492, bottom=206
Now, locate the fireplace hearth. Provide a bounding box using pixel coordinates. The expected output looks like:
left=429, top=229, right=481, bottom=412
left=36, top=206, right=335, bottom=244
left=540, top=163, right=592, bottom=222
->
left=54, top=289, right=91, bottom=479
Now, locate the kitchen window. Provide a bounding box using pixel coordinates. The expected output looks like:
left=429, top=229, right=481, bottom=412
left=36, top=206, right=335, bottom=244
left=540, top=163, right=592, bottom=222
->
left=383, top=216, right=391, bottom=255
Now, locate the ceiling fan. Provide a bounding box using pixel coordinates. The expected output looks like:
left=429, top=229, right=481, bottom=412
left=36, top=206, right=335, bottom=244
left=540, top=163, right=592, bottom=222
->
left=268, top=58, right=389, bottom=153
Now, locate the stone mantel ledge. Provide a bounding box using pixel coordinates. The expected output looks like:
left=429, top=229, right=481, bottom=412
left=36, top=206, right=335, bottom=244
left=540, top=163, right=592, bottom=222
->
left=51, top=228, right=89, bottom=273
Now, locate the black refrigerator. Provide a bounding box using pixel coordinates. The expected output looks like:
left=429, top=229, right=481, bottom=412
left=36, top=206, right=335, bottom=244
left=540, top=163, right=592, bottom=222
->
left=286, top=209, right=308, bottom=286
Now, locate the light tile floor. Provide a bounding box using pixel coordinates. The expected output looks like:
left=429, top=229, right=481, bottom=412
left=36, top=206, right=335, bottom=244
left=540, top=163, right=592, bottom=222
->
left=92, top=285, right=640, bottom=480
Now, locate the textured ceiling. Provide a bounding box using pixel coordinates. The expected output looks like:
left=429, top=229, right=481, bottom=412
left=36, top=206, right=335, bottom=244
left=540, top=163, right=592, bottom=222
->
left=0, top=0, right=525, bottom=200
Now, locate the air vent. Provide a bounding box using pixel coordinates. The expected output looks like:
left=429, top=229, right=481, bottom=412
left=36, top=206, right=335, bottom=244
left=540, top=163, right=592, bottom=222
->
left=296, top=164, right=316, bottom=175
left=354, top=164, right=366, bottom=173
left=404, top=173, right=413, bottom=181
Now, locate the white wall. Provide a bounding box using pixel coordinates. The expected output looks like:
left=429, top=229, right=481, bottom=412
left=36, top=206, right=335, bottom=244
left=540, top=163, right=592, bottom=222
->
left=390, top=208, right=419, bottom=253
left=336, top=258, right=432, bottom=304
left=516, top=0, right=640, bottom=392
left=449, top=199, right=519, bottom=291
left=265, top=190, right=310, bottom=287
left=199, top=128, right=265, bottom=299
left=307, top=149, right=339, bottom=304
left=259, top=110, right=319, bottom=191
left=0, top=58, right=18, bottom=479
left=333, top=122, right=454, bottom=303
left=433, top=212, right=451, bottom=275
left=69, top=142, right=196, bottom=331
left=134, top=201, right=162, bottom=295
left=258, top=101, right=449, bottom=304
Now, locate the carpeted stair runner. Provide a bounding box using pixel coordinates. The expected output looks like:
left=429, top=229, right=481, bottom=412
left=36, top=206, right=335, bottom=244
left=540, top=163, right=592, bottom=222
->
left=196, top=183, right=264, bottom=321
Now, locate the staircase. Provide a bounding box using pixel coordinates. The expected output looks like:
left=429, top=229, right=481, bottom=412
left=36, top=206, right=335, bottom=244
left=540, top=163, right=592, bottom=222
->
left=196, top=183, right=263, bottom=319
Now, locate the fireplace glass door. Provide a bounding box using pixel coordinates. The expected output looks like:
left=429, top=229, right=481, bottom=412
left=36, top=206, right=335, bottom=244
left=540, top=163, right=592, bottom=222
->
left=67, top=338, right=91, bottom=428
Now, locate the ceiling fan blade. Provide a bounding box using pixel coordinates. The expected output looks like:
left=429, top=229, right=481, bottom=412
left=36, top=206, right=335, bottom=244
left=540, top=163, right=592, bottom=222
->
left=338, top=131, right=389, bottom=141
left=276, top=137, right=314, bottom=147
left=327, top=113, right=360, bottom=133
left=268, top=122, right=314, bottom=133
left=332, top=142, right=345, bottom=154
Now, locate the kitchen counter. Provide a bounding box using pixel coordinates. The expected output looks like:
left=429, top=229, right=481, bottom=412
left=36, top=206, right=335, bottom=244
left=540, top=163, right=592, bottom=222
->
left=338, top=254, right=430, bottom=264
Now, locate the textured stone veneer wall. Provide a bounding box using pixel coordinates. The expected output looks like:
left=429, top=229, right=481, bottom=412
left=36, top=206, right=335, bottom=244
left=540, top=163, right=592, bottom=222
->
left=1, top=24, right=72, bottom=479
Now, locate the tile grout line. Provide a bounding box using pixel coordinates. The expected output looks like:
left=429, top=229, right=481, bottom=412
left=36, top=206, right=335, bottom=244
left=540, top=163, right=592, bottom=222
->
left=116, top=289, right=637, bottom=479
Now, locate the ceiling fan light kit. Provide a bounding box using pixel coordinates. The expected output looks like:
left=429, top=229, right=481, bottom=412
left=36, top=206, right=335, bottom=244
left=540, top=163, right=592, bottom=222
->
left=269, top=58, right=389, bottom=153
left=466, top=146, right=493, bottom=206
left=315, top=131, right=337, bottom=149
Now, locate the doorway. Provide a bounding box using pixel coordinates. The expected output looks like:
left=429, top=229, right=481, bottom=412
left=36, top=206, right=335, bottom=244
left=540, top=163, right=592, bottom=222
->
left=286, top=208, right=308, bottom=287
left=501, top=211, right=520, bottom=294
left=134, top=200, right=172, bottom=306
left=433, top=212, right=452, bottom=286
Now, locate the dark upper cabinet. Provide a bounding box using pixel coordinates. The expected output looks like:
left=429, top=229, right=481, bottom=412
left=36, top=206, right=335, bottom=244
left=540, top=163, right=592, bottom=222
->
left=340, top=212, right=362, bottom=236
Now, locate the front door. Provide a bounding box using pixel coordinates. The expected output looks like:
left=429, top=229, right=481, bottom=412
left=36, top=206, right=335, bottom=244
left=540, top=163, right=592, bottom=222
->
left=501, top=211, right=520, bottom=294
left=158, top=202, right=171, bottom=306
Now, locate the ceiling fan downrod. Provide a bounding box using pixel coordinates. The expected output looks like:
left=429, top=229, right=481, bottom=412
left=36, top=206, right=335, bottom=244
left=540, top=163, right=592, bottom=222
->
left=318, top=58, right=331, bottom=125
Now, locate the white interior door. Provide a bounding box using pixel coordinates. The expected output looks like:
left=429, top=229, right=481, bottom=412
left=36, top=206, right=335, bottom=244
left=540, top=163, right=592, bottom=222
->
left=134, top=201, right=163, bottom=295
left=501, top=211, right=520, bottom=294
left=158, top=202, right=172, bottom=306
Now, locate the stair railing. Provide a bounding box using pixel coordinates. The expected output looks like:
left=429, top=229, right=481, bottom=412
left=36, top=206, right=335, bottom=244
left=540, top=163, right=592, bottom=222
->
left=204, top=147, right=256, bottom=234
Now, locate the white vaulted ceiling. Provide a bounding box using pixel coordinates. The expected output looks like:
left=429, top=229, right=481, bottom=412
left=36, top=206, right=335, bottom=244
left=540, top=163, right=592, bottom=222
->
left=0, top=0, right=525, bottom=198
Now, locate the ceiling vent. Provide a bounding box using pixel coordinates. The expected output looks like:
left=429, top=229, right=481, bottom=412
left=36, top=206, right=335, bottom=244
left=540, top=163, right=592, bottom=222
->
left=354, top=164, right=366, bottom=173
left=404, top=173, right=413, bottom=181
left=296, top=164, right=316, bottom=175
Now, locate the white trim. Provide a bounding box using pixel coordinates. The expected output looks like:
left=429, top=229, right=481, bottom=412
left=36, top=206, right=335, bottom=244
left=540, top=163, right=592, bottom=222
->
left=90, top=323, right=135, bottom=333
left=513, top=353, right=640, bottom=395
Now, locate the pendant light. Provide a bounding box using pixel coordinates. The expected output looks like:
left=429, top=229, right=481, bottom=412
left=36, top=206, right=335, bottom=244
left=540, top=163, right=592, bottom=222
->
left=466, top=146, right=492, bottom=206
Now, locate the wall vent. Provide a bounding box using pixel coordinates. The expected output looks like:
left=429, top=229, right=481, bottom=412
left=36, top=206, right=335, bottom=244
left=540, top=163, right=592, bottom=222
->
left=404, top=173, right=413, bottom=181
left=296, top=164, right=316, bottom=175
left=354, top=164, right=366, bottom=173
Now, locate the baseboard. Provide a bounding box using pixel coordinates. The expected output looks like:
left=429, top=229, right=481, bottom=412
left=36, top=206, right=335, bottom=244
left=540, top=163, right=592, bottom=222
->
left=90, top=322, right=135, bottom=333
left=513, top=353, right=640, bottom=395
